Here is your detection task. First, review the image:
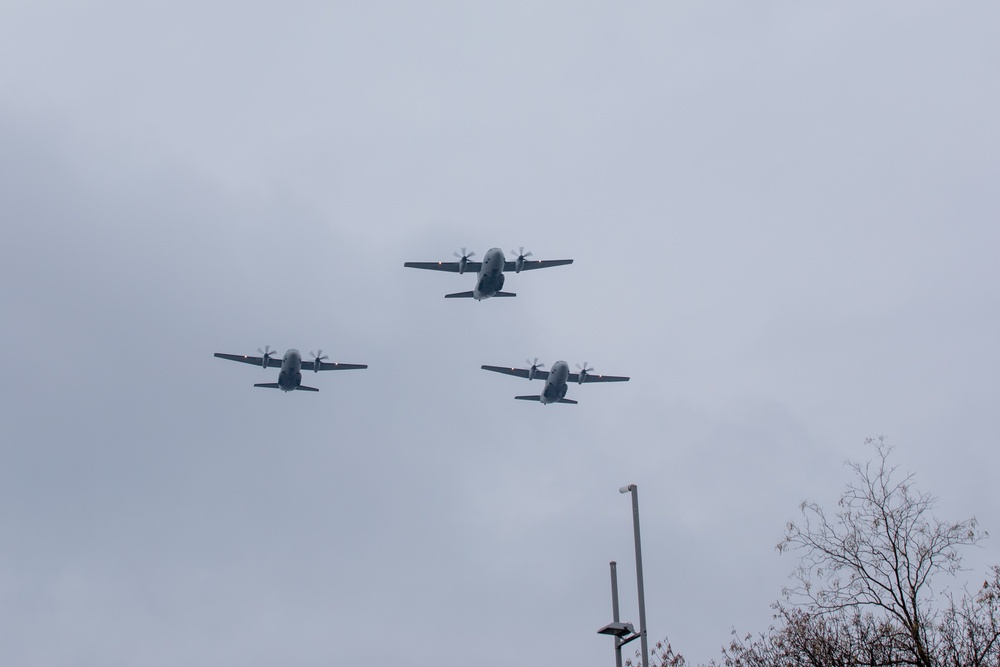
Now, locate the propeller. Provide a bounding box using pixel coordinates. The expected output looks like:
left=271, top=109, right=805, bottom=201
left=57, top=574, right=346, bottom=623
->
left=309, top=350, right=329, bottom=372
left=510, top=246, right=533, bottom=273
left=526, top=357, right=545, bottom=381
left=576, top=362, right=594, bottom=384
left=453, top=247, right=476, bottom=274
left=257, top=345, right=277, bottom=368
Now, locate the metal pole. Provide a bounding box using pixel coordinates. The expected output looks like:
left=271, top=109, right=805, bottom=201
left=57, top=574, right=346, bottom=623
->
left=610, top=561, right=623, bottom=667
left=625, top=485, right=649, bottom=667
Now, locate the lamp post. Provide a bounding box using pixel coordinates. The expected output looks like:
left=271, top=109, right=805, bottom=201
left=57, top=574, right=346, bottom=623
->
left=597, top=561, right=633, bottom=667
left=620, top=484, right=649, bottom=667
left=598, top=484, right=650, bottom=667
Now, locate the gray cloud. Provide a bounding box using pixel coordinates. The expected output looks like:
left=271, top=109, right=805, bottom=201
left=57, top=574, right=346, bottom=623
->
left=1, top=2, right=998, bottom=666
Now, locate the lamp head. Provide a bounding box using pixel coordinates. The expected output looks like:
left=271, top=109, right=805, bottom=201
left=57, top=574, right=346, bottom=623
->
left=597, top=621, right=635, bottom=638
left=619, top=484, right=635, bottom=494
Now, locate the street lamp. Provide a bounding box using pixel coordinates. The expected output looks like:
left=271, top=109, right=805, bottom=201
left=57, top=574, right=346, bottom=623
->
left=598, top=484, right=649, bottom=667
left=598, top=561, right=640, bottom=667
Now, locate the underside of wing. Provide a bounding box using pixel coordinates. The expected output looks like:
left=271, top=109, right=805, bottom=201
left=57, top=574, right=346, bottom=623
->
left=502, top=259, right=573, bottom=272
left=568, top=372, right=630, bottom=383
left=404, top=261, right=483, bottom=273
left=215, top=353, right=273, bottom=367
left=301, top=361, right=368, bottom=371
left=481, top=365, right=547, bottom=380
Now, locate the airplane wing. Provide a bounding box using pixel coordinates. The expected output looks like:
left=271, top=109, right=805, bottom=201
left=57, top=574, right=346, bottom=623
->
left=404, top=261, right=483, bottom=273
left=215, top=353, right=278, bottom=367
left=502, top=259, right=573, bottom=272
left=300, top=361, right=369, bottom=372
left=567, top=372, right=630, bottom=384
left=481, top=365, right=550, bottom=381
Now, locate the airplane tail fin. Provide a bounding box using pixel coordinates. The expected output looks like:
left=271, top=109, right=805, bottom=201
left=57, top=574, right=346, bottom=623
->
left=295, top=385, right=319, bottom=392
left=494, top=291, right=516, bottom=297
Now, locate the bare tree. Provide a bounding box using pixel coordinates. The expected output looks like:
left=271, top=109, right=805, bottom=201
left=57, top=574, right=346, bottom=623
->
left=777, top=437, right=987, bottom=667
left=626, top=639, right=687, bottom=667
left=934, top=566, right=1000, bottom=666
left=720, top=605, right=904, bottom=667
left=644, top=440, right=1000, bottom=667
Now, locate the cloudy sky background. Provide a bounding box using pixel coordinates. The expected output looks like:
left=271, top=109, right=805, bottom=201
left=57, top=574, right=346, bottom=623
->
left=2, top=2, right=998, bottom=665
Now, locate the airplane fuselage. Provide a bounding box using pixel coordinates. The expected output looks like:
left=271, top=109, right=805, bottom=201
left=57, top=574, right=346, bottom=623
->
left=472, top=247, right=507, bottom=300
left=539, top=360, right=571, bottom=404
left=276, top=349, right=303, bottom=391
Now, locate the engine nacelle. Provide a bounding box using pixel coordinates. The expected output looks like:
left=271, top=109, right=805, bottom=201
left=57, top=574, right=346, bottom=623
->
left=577, top=370, right=587, bottom=385
left=515, top=256, right=525, bottom=273
left=458, top=256, right=468, bottom=274
left=528, top=365, right=537, bottom=381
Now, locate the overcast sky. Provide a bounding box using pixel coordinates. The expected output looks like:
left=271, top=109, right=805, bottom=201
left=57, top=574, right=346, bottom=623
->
left=2, top=2, right=999, bottom=666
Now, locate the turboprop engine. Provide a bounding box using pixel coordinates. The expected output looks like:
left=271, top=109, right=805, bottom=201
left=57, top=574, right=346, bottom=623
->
left=526, top=358, right=545, bottom=381
left=453, top=248, right=475, bottom=275
left=510, top=247, right=533, bottom=273
left=310, top=350, right=329, bottom=372
left=258, top=346, right=277, bottom=368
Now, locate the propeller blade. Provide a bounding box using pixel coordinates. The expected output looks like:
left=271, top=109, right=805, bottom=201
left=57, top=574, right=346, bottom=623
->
left=309, top=349, right=328, bottom=371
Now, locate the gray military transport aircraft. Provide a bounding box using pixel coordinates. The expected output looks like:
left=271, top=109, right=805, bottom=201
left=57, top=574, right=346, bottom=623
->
left=214, top=346, right=368, bottom=392
left=481, top=359, right=629, bottom=404
left=404, top=247, right=573, bottom=299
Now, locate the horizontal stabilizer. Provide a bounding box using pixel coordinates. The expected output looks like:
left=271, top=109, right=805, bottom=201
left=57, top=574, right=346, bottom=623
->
left=295, top=385, right=319, bottom=392
left=513, top=395, right=577, bottom=404
left=253, top=383, right=281, bottom=389
left=444, top=291, right=518, bottom=299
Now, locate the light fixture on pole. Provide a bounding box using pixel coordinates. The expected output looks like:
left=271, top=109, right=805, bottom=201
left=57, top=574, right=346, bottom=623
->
left=597, top=560, right=640, bottom=667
